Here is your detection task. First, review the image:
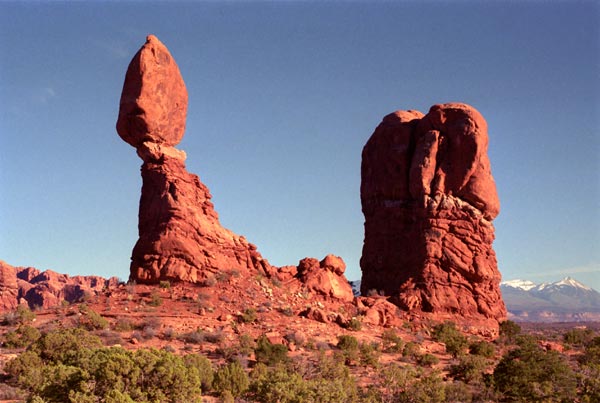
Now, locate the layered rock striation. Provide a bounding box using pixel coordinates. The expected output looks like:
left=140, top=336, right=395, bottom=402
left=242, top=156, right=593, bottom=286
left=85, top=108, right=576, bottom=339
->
left=117, top=35, right=270, bottom=284
left=360, top=103, right=506, bottom=322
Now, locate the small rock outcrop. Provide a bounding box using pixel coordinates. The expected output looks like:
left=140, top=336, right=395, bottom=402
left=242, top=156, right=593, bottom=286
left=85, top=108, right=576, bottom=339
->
left=0, top=260, right=119, bottom=310
left=117, top=35, right=270, bottom=284
left=360, top=103, right=506, bottom=323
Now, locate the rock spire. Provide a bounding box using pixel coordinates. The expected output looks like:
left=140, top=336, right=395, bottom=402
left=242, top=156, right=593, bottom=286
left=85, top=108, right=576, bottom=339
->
left=117, top=35, right=269, bottom=284
left=360, top=103, right=506, bottom=323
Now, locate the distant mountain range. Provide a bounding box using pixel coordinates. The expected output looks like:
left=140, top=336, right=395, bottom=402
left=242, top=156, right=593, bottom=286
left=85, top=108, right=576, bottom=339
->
left=500, top=276, right=600, bottom=322
left=349, top=277, right=600, bottom=322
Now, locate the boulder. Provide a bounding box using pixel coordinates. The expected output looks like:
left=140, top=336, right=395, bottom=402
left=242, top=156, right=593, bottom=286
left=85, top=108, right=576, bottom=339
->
left=298, top=256, right=354, bottom=302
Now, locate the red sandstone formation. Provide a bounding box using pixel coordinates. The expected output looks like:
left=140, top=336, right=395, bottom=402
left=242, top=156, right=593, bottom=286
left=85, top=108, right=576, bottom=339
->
left=0, top=260, right=119, bottom=310
left=117, top=35, right=270, bottom=284
left=360, top=103, right=506, bottom=323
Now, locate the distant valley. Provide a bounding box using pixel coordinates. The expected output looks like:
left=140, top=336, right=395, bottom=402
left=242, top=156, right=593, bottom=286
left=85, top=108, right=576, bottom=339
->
left=500, top=277, right=600, bottom=322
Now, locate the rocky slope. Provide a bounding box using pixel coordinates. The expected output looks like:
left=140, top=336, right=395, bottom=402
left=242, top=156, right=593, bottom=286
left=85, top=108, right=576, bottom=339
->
left=501, top=277, right=600, bottom=322
left=360, top=104, right=506, bottom=328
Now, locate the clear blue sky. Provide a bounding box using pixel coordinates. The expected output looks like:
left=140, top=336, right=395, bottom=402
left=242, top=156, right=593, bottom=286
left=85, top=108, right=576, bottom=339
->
left=1, top=1, right=598, bottom=290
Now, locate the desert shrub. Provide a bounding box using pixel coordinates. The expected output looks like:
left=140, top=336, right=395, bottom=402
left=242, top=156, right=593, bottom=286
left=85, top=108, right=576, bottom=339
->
left=249, top=363, right=311, bottom=402
left=499, top=320, right=521, bottom=342
left=417, top=353, right=439, bottom=367
left=238, top=334, right=255, bottom=355
left=3, top=325, right=41, bottom=348
left=444, top=381, right=473, bottom=403
left=337, top=334, right=359, bottom=351
left=346, top=317, right=362, bottom=331
left=184, top=353, right=214, bottom=391
left=278, top=306, right=294, bottom=317
left=148, top=291, right=163, bottom=307
left=285, top=331, right=306, bottom=347
left=359, top=341, right=381, bottom=367
left=5, top=350, right=45, bottom=391
left=239, top=308, right=257, bottom=323
left=78, top=306, right=109, bottom=330
left=493, top=338, right=576, bottom=402
left=31, top=327, right=103, bottom=364
left=337, top=334, right=359, bottom=364
left=468, top=340, right=496, bottom=358
left=3, top=305, right=36, bottom=325
left=205, top=330, right=224, bottom=344
left=159, top=280, right=171, bottom=289
left=7, top=333, right=204, bottom=402
left=431, top=321, right=468, bottom=357
left=255, top=335, right=289, bottom=366
left=113, top=317, right=134, bottom=332
left=381, top=328, right=404, bottom=353
left=579, top=336, right=600, bottom=366
left=181, top=330, right=204, bottom=344
left=249, top=355, right=359, bottom=403
left=449, top=354, right=488, bottom=384
left=373, top=363, right=445, bottom=403
left=213, top=360, right=249, bottom=398
left=564, top=327, right=595, bottom=346
left=402, top=341, right=421, bottom=361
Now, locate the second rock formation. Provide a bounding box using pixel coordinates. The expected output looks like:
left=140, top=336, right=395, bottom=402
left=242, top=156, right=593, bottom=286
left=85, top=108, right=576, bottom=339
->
left=360, top=103, right=506, bottom=323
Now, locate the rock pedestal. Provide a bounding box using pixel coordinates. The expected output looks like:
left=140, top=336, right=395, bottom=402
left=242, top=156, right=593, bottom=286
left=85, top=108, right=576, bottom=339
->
left=360, top=104, right=506, bottom=322
left=117, top=35, right=269, bottom=284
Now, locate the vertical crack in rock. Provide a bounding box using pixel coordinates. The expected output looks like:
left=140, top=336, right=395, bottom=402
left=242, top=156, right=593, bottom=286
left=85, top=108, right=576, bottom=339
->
left=360, top=103, right=506, bottom=323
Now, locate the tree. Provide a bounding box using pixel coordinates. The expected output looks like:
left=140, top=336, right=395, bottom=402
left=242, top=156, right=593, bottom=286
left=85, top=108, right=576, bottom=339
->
left=493, top=338, right=576, bottom=402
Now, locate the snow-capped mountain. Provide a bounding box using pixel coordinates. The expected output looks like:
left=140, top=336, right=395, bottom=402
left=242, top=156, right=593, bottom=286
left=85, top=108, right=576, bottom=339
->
left=501, top=277, right=600, bottom=322
left=501, top=279, right=537, bottom=291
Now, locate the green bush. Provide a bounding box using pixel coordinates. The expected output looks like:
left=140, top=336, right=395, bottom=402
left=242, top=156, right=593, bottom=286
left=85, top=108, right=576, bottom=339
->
left=493, top=339, right=576, bottom=402
left=213, top=361, right=249, bottom=398
left=3, top=305, right=36, bottom=325
left=184, top=353, right=214, bottom=391
left=255, top=335, right=289, bottom=366
left=468, top=340, right=496, bottom=358
left=359, top=342, right=381, bottom=367
left=417, top=353, right=439, bottom=367
left=6, top=328, right=206, bottom=402
left=381, top=328, right=404, bottom=353
left=159, top=280, right=171, bottom=289
left=402, top=341, right=421, bottom=361
left=249, top=356, right=359, bottom=403
left=3, top=325, right=41, bottom=348
left=449, top=354, right=488, bottom=384
left=374, top=363, right=445, bottom=403
left=346, top=317, right=362, bottom=331
left=431, top=321, right=468, bottom=357
left=148, top=291, right=163, bottom=307
left=499, top=320, right=521, bottom=342
left=337, top=335, right=359, bottom=364
left=239, top=308, right=257, bottom=323
left=78, top=305, right=109, bottom=330
left=564, top=328, right=595, bottom=346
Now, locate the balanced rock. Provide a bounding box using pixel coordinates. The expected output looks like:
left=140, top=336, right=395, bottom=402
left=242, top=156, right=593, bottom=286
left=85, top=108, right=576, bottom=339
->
left=360, top=103, right=506, bottom=323
left=117, top=35, right=269, bottom=284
